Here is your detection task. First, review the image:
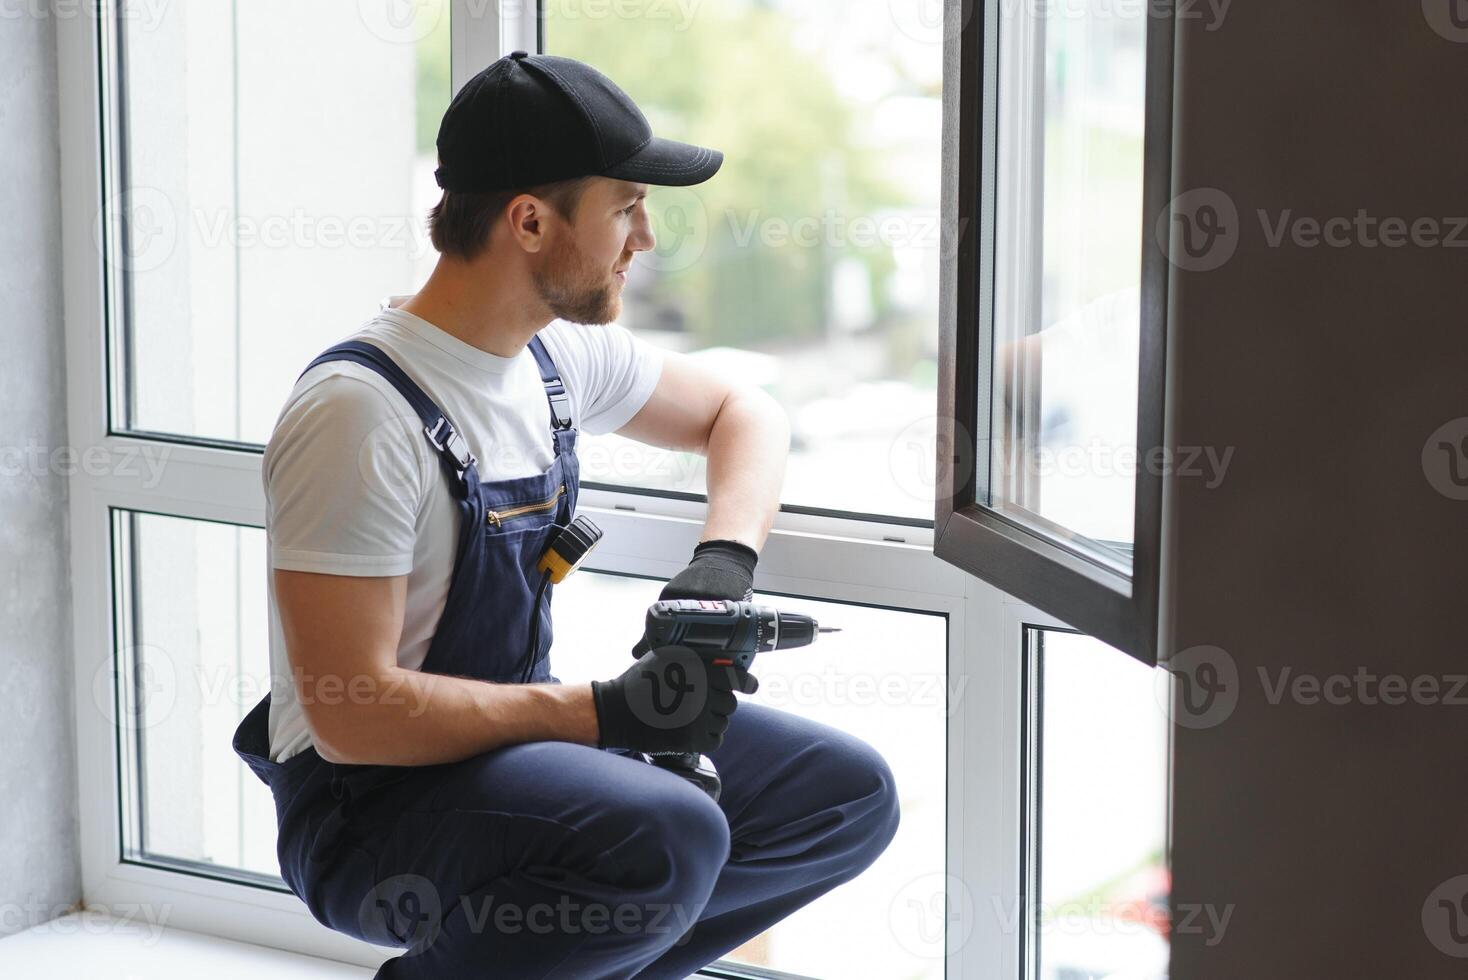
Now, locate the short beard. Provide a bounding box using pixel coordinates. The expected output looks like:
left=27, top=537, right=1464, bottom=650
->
left=532, top=233, right=619, bottom=325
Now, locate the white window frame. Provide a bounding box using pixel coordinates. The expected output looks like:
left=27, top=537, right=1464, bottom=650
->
left=55, top=1, right=1068, bottom=975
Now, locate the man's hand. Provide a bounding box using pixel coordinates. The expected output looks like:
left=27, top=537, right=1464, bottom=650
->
left=659, top=538, right=758, bottom=603
left=593, top=644, right=759, bottom=755
left=630, top=539, right=759, bottom=658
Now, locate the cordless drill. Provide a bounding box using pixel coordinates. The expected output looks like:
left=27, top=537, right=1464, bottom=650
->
left=638, top=598, right=839, bottom=801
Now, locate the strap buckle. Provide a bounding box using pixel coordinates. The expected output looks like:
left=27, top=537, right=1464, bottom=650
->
left=425, top=417, right=476, bottom=474
left=546, top=384, right=573, bottom=430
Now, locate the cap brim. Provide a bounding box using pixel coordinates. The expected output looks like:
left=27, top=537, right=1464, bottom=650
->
left=601, top=136, right=723, bottom=187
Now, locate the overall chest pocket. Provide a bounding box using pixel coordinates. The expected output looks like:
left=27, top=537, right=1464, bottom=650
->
left=471, top=483, right=568, bottom=682
left=484, top=482, right=566, bottom=530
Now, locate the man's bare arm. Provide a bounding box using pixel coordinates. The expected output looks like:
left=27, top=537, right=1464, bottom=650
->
left=274, top=568, right=599, bottom=766
left=615, top=348, right=790, bottom=553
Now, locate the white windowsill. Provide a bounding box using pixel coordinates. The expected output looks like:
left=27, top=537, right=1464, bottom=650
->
left=1, top=913, right=373, bottom=979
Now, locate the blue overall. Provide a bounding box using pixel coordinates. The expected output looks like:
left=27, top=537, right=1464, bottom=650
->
left=232, top=337, right=901, bottom=979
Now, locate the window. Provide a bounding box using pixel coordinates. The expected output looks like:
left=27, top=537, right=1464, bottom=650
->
left=551, top=571, right=949, bottom=979
left=543, top=0, right=945, bottom=523
left=57, top=0, right=1165, bottom=975
left=1024, top=628, right=1169, bottom=979
left=110, top=511, right=277, bottom=883
left=107, top=0, right=451, bottom=445
left=991, top=6, right=1148, bottom=564
left=935, top=0, right=1176, bottom=662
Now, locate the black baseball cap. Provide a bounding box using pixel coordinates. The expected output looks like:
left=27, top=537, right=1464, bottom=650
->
left=434, top=51, right=723, bottom=193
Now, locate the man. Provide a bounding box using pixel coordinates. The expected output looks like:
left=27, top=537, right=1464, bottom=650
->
left=232, top=52, right=898, bottom=979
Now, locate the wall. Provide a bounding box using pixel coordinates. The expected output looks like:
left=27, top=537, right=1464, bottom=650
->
left=0, top=8, right=82, bottom=937
left=1166, top=1, right=1468, bottom=976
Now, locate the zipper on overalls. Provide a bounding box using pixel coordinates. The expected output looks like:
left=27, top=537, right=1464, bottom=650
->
left=486, top=483, right=566, bottom=528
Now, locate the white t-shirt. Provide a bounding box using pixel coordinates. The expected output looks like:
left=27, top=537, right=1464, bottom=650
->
left=263, top=296, right=664, bottom=762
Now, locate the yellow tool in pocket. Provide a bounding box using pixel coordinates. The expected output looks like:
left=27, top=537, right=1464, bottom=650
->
left=536, top=515, right=604, bottom=584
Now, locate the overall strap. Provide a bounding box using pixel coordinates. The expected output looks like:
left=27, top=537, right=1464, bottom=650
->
left=527, top=334, right=576, bottom=454
left=299, top=341, right=478, bottom=490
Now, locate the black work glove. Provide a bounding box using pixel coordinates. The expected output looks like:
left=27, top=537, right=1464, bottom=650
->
left=659, top=539, right=758, bottom=603
left=631, top=539, right=759, bottom=659
left=592, top=645, right=760, bottom=755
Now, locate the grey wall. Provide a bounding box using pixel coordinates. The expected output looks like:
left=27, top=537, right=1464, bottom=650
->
left=1166, top=1, right=1468, bottom=976
left=0, top=11, right=82, bottom=936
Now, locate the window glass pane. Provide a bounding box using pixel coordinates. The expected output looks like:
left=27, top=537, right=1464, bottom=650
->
left=113, top=1, right=451, bottom=443
left=1030, top=629, right=1168, bottom=979
left=991, top=4, right=1148, bottom=565
left=543, top=0, right=944, bottom=521
left=551, top=571, right=947, bottom=978
left=111, top=511, right=276, bottom=879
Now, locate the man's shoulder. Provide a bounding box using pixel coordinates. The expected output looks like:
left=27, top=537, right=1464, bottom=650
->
left=537, top=317, right=641, bottom=367
left=266, top=344, right=424, bottom=466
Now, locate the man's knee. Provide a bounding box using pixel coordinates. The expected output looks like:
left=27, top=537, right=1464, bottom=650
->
left=823, top=734, right=902, bottom=848
left=594, top=774, right=731, bottom=902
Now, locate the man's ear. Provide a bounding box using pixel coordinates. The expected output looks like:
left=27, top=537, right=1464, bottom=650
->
left=505, top=195, right=548, bottom=254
